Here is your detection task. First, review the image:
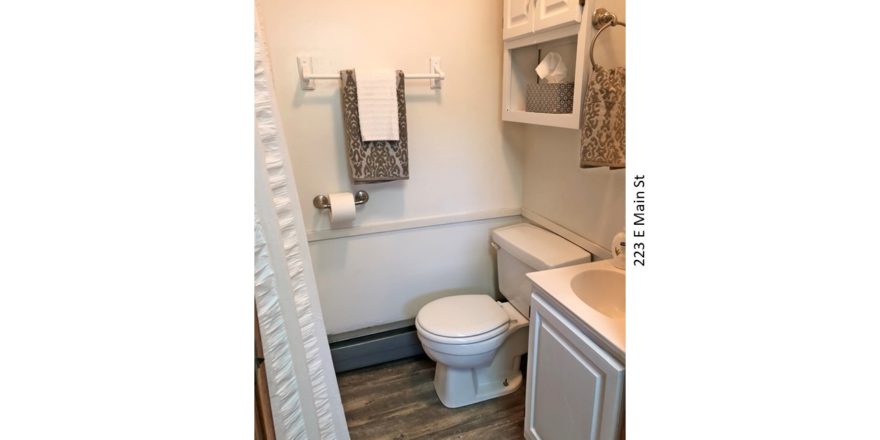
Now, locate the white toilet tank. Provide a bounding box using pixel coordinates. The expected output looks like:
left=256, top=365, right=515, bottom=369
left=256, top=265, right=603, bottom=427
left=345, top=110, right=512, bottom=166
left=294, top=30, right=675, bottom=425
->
left=491, top=224, right=591, bottom=317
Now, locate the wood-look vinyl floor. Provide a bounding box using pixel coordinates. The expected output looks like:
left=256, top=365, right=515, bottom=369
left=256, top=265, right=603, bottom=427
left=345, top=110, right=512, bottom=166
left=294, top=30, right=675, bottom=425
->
left=336, top=355, right=526, bottom=440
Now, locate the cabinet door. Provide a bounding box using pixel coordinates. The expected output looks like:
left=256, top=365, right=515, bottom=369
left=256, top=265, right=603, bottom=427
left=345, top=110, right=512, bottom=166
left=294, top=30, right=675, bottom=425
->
left=503, top=0, right=534, bottom=41
left=525, top=294, right=623, bottom=440
left=533, top=0, right=582, bottom=33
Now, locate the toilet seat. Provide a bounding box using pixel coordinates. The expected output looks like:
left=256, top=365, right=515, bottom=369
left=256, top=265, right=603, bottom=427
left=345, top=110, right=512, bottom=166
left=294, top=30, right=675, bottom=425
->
left=416, top=320, right=508, bottom=345
left=416, top=295, right=509, bottom=344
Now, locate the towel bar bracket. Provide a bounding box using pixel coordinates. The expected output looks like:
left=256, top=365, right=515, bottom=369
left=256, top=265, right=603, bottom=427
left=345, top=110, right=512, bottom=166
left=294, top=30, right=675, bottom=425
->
left=429, top=56, right=443, bottom=89
left=313, top=190, right=370, bottom=210
left=297, top=55, right=445, bottom=91
left=591, top=8, right=625, bottom=30
left=298, top=57, right=317, bottom=90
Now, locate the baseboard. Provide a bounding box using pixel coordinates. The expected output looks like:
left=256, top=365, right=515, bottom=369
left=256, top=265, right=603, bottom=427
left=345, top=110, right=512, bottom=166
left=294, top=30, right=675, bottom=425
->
left=327, top=319, right=415, bottom=344
left=329, top=325, right=425, bottom=373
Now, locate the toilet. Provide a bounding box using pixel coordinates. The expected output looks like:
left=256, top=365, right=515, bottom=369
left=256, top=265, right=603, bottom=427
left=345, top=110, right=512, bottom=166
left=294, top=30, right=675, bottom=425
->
left=415, top=223, right=590, bottom=408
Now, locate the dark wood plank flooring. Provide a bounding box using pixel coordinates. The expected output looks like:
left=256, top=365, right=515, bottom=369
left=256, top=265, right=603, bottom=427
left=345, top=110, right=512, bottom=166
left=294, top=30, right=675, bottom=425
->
left=336, top=355, right=526, bottom=440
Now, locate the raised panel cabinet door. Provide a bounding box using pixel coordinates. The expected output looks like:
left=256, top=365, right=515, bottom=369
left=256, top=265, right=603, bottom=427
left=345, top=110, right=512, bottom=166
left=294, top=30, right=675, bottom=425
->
left=533, top=0, right=582, bottom=33
left=503, top=0, right=534, bottom=40
left=525, top=295, right=624, bottom=440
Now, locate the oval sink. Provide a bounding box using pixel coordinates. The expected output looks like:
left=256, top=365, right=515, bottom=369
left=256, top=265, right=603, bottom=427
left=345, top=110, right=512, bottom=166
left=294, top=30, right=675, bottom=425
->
left=570, top=268, right=625, bottom=320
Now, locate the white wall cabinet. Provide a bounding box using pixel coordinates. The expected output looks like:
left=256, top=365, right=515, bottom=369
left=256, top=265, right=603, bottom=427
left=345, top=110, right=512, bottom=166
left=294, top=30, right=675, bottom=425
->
left=534, top=0, right=584, bottom=33
left=501, top=0, right=587, bottom=129
left=503, top=0, right=534, bottom=40
left=525, top=294, right=624, bottom=440
left=503, top=0, right=583, bottom=40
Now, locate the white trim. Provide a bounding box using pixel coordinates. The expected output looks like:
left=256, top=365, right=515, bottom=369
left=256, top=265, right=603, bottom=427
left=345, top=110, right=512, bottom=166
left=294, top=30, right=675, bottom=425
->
left=307, top=208, right=522, bottom=242
left=522, top=207, right=612, bottom=260
left=255, top=12, right=350, bottom=440
left=503, top=22, right=581, bottom=49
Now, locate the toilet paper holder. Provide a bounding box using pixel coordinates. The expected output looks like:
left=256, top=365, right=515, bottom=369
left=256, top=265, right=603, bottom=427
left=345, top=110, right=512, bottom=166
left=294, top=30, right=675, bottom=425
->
left=313, top=190, right=369, bottom=210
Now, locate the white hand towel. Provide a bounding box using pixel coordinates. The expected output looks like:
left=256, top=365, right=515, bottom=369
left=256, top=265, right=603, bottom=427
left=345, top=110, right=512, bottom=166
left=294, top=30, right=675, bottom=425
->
left=355, top=70, right=400, bottom=141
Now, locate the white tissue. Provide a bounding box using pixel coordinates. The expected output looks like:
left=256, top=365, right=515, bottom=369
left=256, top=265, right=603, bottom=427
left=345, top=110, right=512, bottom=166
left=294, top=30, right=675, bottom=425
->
left=535, top=52, right=568, bottom=84
left=328, top=192, right=356, bottom=228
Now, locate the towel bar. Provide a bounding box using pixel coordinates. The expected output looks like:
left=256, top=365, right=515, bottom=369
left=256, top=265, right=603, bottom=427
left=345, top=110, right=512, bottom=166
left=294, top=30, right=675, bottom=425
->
left=297, top=56, right=445, bottom=90
left=313, top=190, right=370, bottom=210
left=589, top=8, right=626, bottom=69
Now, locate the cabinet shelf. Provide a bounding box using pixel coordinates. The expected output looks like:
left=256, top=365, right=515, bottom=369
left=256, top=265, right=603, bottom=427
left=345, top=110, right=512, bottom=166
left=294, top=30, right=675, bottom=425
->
left=503, top=110, right=579, bottom=129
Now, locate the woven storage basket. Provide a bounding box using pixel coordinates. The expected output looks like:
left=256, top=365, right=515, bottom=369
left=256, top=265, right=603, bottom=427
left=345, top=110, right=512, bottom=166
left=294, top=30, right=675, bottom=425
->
left=526, top=82, right=574, bottom=114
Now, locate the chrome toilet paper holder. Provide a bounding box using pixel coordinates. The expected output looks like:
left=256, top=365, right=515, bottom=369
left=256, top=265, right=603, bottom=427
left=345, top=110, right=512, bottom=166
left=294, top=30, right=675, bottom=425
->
left=313, top=190, right=369, bottom=210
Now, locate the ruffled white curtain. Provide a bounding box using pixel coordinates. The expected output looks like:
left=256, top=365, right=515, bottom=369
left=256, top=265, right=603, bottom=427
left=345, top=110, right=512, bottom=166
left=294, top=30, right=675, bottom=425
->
left=254, top=13, right=349, bottom=440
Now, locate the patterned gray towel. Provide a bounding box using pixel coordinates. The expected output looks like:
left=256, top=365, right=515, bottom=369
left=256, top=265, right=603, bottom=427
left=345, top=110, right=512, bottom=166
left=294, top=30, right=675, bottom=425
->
left=580, top=66, right=625, bottom=169
left=340, top=70, right=409, bottom=183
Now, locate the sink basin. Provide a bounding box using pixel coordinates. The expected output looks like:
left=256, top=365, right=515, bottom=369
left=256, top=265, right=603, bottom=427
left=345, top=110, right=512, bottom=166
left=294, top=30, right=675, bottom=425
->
left=570, top=268, right=625, bottom=320
left=527, top=259, right=626, bottom=356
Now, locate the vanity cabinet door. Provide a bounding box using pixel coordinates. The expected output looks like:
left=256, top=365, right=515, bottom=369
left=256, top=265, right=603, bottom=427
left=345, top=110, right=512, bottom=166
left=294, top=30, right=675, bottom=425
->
left=533, top=0, right=583, bottom=33
left=525, top=294, right=624, bottom=440
left=503, top=0, right=534, bottom=40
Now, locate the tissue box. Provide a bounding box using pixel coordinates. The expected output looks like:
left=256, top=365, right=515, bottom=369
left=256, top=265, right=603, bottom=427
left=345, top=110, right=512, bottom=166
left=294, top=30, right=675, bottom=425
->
left=526, top=82, right=574, bottom=114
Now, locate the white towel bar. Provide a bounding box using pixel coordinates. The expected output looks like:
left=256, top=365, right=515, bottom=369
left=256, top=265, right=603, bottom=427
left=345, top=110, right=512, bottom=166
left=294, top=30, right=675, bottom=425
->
left=297, top=56, right=445, bottom=91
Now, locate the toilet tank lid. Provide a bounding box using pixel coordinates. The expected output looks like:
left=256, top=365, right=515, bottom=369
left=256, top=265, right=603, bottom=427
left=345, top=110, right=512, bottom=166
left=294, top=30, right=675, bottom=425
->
left=491, top=224, right=590, bottom=270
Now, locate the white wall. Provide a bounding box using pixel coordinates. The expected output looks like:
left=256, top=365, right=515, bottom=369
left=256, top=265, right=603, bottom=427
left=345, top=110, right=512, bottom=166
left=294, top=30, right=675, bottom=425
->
left=521, top=0, right=626, bottom=258
left=258, top=0, right=523, bottom=232
left=522, top=127, right=625, bottom=258
left=257, top=0, right=526, bottom=334
left=309, top=217, right=520, bottom=334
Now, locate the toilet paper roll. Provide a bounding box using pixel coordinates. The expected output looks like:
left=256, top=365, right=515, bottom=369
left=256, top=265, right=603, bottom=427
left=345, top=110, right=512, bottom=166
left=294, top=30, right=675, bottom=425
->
left=328, top=192, right=356, bottom=228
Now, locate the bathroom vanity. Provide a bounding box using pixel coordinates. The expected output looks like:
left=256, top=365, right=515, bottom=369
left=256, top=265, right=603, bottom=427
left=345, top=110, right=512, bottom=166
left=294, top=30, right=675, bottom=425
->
left=525, top=260, right=626, bottom=440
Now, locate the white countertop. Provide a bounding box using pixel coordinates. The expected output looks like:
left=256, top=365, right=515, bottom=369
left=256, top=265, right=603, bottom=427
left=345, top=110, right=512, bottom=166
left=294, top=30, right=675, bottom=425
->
left=527, top=259, right=626, bottom=360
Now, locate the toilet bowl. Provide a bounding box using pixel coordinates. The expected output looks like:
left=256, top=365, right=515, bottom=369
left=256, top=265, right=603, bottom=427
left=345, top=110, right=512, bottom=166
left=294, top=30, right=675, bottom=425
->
left=416, top=295, right=529, bottom=408
left=415, top=223, right=590, bottom=408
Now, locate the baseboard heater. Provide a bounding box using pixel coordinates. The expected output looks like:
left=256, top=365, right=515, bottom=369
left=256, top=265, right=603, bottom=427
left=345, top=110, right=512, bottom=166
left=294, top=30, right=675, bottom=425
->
left=329, top=322, right=425, bottom=373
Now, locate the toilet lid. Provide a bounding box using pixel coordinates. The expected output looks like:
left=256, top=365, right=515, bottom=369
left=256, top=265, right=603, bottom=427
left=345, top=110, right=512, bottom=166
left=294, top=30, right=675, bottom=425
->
left=416, top=295, right=509, bottom=340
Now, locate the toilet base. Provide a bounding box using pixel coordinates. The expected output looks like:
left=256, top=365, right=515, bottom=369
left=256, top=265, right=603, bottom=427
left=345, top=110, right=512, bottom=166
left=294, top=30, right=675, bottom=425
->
left=431, top=325, right=529, bottom=408
left=434, top=356, right=524, bottom=408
